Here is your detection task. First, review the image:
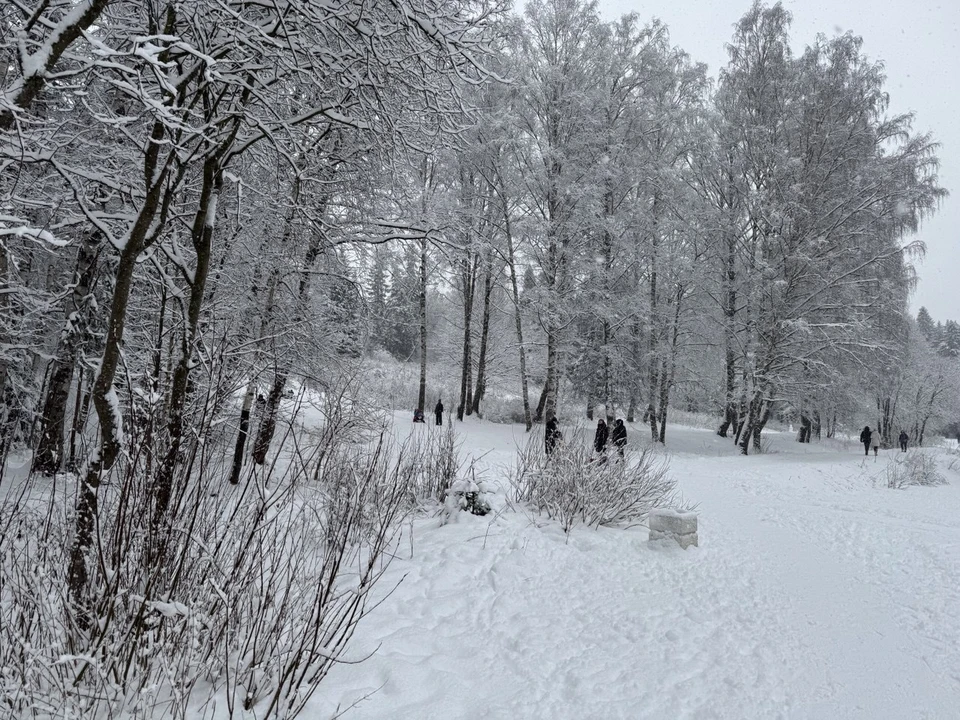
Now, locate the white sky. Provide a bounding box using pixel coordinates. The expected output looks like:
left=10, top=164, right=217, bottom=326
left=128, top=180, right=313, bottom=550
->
left=596, top=0, right=959, bottom=322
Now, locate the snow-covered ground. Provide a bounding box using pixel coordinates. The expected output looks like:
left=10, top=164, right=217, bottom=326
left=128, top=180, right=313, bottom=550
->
left=315, top=418, right=960, bottom=719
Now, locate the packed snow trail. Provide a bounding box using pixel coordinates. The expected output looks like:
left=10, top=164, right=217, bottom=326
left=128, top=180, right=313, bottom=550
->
left=315, top=421, right=960, bottom=719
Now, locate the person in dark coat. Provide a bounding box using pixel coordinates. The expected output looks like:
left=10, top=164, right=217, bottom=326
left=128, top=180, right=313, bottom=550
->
left=413, top=408, right=425, bottom=423
left=611, top=419, right=627, bottom=458
left=435, top=399, right=444, bottom=426
left=859, top=426, right=871, bottom=456
left=594, top=419, right=609, bottom=455
left=898, top=430, right=909, bottom=452
left=545, top=416, right=561, bottom=455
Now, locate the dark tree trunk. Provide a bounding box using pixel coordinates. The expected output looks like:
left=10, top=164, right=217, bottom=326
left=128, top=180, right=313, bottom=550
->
left=152, top=161, right=221, bottom=538
left=798, top=411, right=811, bottom=443
left=67, top=365, right=90, bottom=473
left=230, top=384, right=256, bottom=485
left=253, top=372, right=286, bottom=465
left=68, top=146, right=174, bottom=621
left=471, top=256, right=494, bottom=417
left=457, top=255, right=476, bottom=422
left=502, top=201, right=532, bottom=430
left=718, top=217, right=738, bottom=438
left=534, top=382, right=549, bottom=424
left=417, top=237, right=428, bottom=414
left=33, top=232, right=100, bottom=475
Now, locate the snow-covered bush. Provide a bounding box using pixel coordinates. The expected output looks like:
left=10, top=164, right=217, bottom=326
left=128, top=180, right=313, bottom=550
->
left=510, top=428, right=678, bottom=533
left=0, top=411, right=422, bottom=719
left=885, top=452, right=947, bottom=489
left=444, top=468, right=492, bottom=519
left=476, top=393, right=528, bottom=425
left=398, top=422, right=464, bottom=507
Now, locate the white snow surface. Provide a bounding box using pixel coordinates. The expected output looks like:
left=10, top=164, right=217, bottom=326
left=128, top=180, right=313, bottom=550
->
left=313, top=418, right=960, bottom=720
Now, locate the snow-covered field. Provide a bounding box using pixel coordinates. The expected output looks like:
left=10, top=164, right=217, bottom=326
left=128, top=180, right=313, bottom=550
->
left=315, top=419, right=960, bottom=719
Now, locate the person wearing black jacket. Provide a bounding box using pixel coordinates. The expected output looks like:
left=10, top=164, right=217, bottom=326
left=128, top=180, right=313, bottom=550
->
left=594, top=419, right=609, bottom=455
left=611, top=419, right=627, bottom=458
left=434, top=399, right=444, bottom=426
left=859, top=426, right=872, bottom=456
left=898, top=430, right=909, bottom=452
left=545, top=416, right=561, bottom=455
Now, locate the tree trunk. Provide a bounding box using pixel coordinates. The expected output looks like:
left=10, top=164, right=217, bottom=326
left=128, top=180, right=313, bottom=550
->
left=718, top=211, right=738, bottom=437
left=534, top=382, right=549, bottom=424
left=544, top=330, right=558, bottom=423
left=457, top=256, right=475, bottom=421
left=33, top=232, right=101, bottom=475
left=230, top=383, right=256, bottom=485
left=250, top=169, right=314, bottom=467
left=417, top=237, right=428, bottom=414
left=67, top=111, right=176, bottom=623
left=152, top=160, right=221, bottom=536
left=67, top=365, right=90, bottom=473
left=471, top=256, right=494, bottom=417
left=253, top=371, right=286, bottom=465
left=738, top=393, right=762, bottom=456
left=503, top=203, right=532, bottom=431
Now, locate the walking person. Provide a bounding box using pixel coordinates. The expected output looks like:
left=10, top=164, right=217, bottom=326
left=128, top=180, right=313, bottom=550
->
left=545, top=416, right=562, bottom=455
left=435, top=398, right=444, bottom=426
left=594, top=419, right=609, bottom=457
left=872, top=428, right=881, bottom=456
left=859, top=426, right=872, bottom=457
left=611, top=418, right=627, bottom=458
left=898, top=430, right=909, bottom=452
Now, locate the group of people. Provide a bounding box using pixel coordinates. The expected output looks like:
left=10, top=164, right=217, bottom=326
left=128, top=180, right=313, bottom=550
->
left=413, top=399, right=446, bottom=425
left=859, top=426, right=910, bottom=456
left=541, top=416, right=628, bottom=459
left=593, top=418, right=627, bottom=458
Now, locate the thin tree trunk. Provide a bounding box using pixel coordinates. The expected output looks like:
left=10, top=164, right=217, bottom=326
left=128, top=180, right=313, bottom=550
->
left=471, top=256, right=494, bottom=417
left=718, top=199, right=738, bottom=437
left=230, top=383, right=256, bottom=485
left=68, top=167, right=173, bottom=620
left=417, top=236, right=428, bottom=414
left=250, top=170, right=310, bottom=466
left=253, top=371, right=285, bottom=465
left=535, top=382, right=549, bottom=424
left=647, top=197, right=660, bottom=443
left=655, top=287, right=683, bottom=445
left=738, top=393, right=761, bottom=456
left=503, top=202, right=531, bottom=430
left=67, top=365, right=89, bottom=473
left=151, top=161, right=221, bottom=537
left=457, top=257, right=475, bottom=421
left=0, top=241, right=11, bottom=455
left=33, top=232, right=101, bottom=475
left=66, top=99, right=177, bottom=623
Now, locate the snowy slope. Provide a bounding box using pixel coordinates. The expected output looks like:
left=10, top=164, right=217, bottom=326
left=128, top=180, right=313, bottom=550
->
left=314, top=420, right=960, bottom=720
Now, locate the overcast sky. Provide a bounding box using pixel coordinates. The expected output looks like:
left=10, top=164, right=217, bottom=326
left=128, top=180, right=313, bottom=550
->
left=596, top=0, right=959, bottom=322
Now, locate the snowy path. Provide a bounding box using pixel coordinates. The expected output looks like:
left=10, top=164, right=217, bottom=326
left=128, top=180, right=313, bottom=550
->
left=316, top=423, right=960, bottom=719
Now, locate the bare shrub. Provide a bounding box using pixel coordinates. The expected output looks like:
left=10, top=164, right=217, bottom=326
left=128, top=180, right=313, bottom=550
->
left=0, top=404, right=425, bottom=718
left=510, top=428, right=679, bottom=533
left=885, top=452, right=947, bottom=489
left=399, top=422, right=464, bottom=507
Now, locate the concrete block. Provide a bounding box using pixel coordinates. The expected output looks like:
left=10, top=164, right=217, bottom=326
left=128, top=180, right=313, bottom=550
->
left=649, top=509, right=698, bottom=536
left=649, top=509, right=698, bottom=549
left=649, top=529, right=698, bottom=549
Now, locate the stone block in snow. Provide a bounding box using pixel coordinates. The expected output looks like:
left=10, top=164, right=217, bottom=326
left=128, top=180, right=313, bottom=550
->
left=648, top=509, right=698, bottom=536
left=649, top=509, right=698, bottom=549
